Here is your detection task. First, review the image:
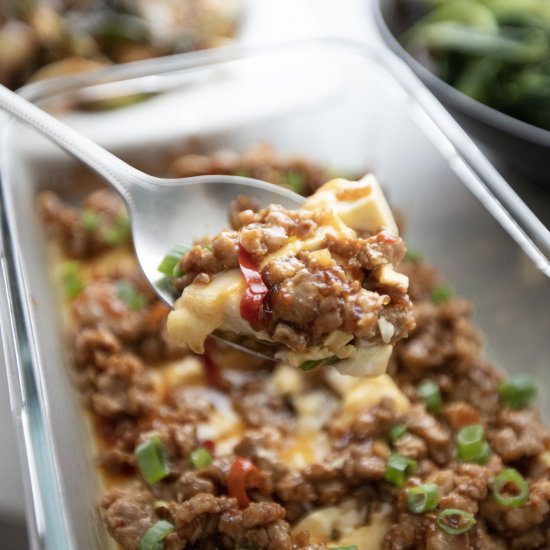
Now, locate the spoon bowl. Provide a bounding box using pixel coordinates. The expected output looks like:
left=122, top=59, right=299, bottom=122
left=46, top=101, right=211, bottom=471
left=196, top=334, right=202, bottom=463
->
left=0, top=84, right=303, bottom=358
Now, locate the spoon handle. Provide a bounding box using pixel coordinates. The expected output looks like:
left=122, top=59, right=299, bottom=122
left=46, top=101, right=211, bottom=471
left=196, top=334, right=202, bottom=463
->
left=0, top=84, right=141, bottom=203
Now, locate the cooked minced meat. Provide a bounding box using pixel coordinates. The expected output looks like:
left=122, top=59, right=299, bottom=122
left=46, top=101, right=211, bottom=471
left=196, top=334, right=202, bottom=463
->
left=172, top=203, right=413, bottom=350
left=166, top=175, right=415, bottom=374
left=39, top=146, right=550, bottom=550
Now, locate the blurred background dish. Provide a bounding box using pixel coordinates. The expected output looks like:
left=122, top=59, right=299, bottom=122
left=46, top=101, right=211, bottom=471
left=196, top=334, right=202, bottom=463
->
left=0, top=0, right=243, bottom=90
left=373, top=0, right=550, bottom=185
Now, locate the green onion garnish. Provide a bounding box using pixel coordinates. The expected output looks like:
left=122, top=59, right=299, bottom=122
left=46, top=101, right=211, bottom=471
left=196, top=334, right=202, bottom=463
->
left=282, top=170, right=307, bottom=195
left=384, top=453, right=417, bottom=487
left=233, top=169, right=249, bottom=177
left=404, top=248, right=423, bottom=262
left=103, top=211, right=130, bottom=245
left=457, top=424, right=491, bottom=464
left=298, top=356, right=337, bottom=371
left=406, top=483, right=440, bottom=514
left=157, top=244, right=190, bottom=277
left=117, top=281, right=146, bottom=311
left=388, top=423, right=408, bottom=443
left=329, top=547, right=357, bottom=550
left=436, top=509, right=476, bottom=535
left=492, top=468, right=529, bottom=508
left=81, top=209, right=100, bottom=232
left=190, top=447, right=212, bottom=469
left=61, top=261, right=84, bottom=299
left=138, top=520, right=175, bottom=550
left=416, top=380, right=443, bottom=414
left=431, top=286, right=454, bottom=304
left=135, top=435, right=170, bottom=484
left=498, top=375, right=537, bottom=409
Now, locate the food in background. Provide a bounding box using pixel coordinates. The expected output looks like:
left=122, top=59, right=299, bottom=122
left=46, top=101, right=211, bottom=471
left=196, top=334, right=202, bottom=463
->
left=403, top=0, right=550, bottom=130
left=0, top=0, right=242, bottom=90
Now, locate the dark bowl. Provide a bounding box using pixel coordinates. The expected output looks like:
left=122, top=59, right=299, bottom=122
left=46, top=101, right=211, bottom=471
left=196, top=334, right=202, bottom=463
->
left=372, top=0, right=550, bottom=185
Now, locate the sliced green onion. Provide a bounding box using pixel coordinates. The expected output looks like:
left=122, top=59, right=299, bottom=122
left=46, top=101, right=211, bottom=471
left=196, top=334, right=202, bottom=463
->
left=103, top=211, right=130, bottom=245
left=492, top=468, right=529, bottom=508
left=135, top=435, right=170, bottom=484
left=405, top=248, right=423, bottom=262
left=117, top=281, right=146, bottom=311
left=282, top=170, right=307, bottom=195
left=498, top=375, right=537, bottom=409
left=233, top=168, right=249, bottom=177
left=138, top=520, right=175, bottom=550
left=329, top=547, right=358, bottom=550
left=457, top=424, right=491, bottom=464
left=416, top=380, right=443, bottom=413
left=436, top=508, right=476, bottom=535
left=384, top=453, right=417, bottom=487
left=298, top=356, right=337, bottom=371
left=190, top=447, right=212, bottom=469
left=406, top=483, right=440, bottom=514
left=61, top=261, right=84, bottom=299
left=431, top=286, right=454, bottom=304
left=81, top=209, right=100, bottom=232
left=389, top=423, right=408, bottom=443
left=157, top=243, right=190, bottom=277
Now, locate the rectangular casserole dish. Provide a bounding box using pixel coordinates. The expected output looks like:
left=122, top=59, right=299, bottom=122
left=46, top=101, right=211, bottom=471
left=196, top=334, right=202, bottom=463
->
left=1, top=40, right=550, bottom=549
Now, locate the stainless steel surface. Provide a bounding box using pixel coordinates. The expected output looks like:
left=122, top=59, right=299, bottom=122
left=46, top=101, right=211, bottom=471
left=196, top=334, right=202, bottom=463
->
left=2, top=39, right=550, bottom=549
left=372, top=0, right=550, bottom=185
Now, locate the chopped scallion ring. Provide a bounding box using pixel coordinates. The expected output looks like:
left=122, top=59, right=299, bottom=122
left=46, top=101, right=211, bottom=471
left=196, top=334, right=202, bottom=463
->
left=406, top=483, right=440, bottom=514
left=103, top=211, right=130, bottom=245
left=498, top=376, right=536, bottom=409
left=416, top=380, right=443, bottom=414
left=436, top=508, right=476, bottom=535
left=457, top=423, right=491, bottom=463
left=384, top=453, right=417, bottom=487
left=388, top=423, right=408, bottom=443
left=135, top=435, right=170, bottom=484
left=138, top=520, right=175, bottom=550
left=298, top=356, right=338, bottom=371
left=492, top=468, right=529, bottom=508
left=157, top=244, right=190, bottom=277
left=117, top=281, right=146, bottom=311
left=81, top=209, right=100, bottom=232
left=190, top=447, right=213, bottom=469
left=61, top=261, right=84, bottom=299
left=431, top=286, right=454, bottom=304
left=282, top=170, right=307, bottom=195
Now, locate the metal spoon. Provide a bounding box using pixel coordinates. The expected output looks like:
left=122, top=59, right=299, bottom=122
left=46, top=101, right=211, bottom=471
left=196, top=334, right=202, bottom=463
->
left=0, top=84, right=303, bottom=359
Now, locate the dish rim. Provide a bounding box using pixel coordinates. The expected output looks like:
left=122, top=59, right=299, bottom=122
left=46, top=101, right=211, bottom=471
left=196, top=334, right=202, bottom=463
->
left=371, top=0, right=550, bottom=149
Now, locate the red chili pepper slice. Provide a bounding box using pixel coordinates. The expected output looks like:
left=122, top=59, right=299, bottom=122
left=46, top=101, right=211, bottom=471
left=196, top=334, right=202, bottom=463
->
left=237, top=243, right=268, bottom=327
left=227, top=457, right=262, bottom=508
left=203, top=439, right=216, bottom=454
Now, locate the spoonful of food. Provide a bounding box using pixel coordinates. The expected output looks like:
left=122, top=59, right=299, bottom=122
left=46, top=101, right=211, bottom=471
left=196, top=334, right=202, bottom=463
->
left=0, top=84, right=415, bottom=374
